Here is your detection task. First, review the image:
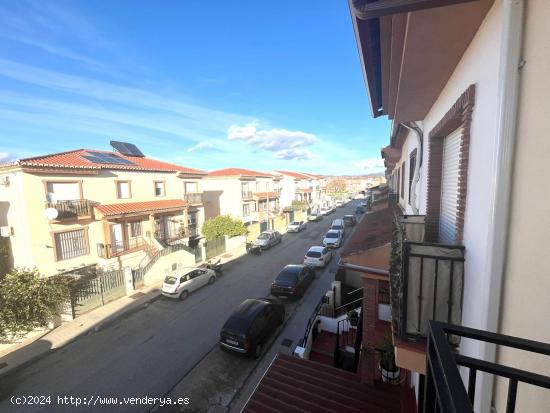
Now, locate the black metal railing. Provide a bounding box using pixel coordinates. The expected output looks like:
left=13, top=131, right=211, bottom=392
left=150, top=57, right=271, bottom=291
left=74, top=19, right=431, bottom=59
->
left=184, top=192, right=202, bottom=204
left=97, top=237, right=146, bottom=258
left=241, top=191, right=253, bottom=199
left=334, top=315, right=362, bottom=372
left=425, top=321, right=550, bottom=413
left=45, top=199, right=94, bottom=220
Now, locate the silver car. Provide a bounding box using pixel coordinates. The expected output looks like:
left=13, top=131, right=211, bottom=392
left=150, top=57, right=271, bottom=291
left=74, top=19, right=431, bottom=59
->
left=323, top=229, right=343, bottom=248
left=253, top=230, right=282, bottom=250
left=161, top=267, right=217, bottom=300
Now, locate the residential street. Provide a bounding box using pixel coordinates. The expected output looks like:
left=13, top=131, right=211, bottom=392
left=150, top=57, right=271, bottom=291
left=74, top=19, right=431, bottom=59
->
left=0, top=203, right=358, bottom=413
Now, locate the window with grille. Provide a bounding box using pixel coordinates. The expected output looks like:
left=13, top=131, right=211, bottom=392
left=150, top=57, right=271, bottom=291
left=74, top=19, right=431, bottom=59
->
left=401, top=163, right=406, bottom=199
left=409, top=150, right=417, bottom=204
left=129, top=221, right=142, bottom=237
left=54, top=229, right=88, bottom=261
left=243, top=204, right=250, bottom=217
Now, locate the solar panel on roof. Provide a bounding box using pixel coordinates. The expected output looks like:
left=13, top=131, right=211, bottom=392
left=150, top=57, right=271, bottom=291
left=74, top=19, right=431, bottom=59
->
left=82, top=151, right=136, bottom=166
left=110, top=140, right=145, bottom=157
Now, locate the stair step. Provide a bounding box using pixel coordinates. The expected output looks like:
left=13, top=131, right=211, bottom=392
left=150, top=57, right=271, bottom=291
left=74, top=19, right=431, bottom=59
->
left=252, top=392, right=304, bottom=413
left=244, top=399, right=281, bottom=413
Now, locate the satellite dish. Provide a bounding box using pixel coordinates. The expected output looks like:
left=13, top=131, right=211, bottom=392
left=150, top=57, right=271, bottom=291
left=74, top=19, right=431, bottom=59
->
left=44, top=208, right=59, bottom=220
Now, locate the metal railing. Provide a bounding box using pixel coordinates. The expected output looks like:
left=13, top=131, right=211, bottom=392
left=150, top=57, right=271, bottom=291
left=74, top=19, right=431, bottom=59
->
left=424, top=321, right=550, bottom=413
left=97, top=237, right=147, bottom=259
left=45, top=199, right=94, bottom=220
left=184, top=192, right=202, bottom=205
left=334, top=312, right=363, bottom=372
left=241, top=191, right=253, bottom=199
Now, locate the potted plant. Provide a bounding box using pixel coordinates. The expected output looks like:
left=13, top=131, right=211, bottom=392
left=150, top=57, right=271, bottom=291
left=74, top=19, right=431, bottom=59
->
left=347, top=309, right=359, bottom=327
left=377, top=331, right=400, bottom=384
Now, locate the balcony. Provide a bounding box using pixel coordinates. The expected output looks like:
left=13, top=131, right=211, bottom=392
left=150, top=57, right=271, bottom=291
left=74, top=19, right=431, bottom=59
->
left=45, top=199, right=95, bottom=220
left=425, top=321, right=550, bottom=413
left=391, top=214, right=465, bottom=374
left=97, top=237, right=146, bottom=259
left=184, top=192, right=203, bottom=205
left=241, top=191, right=253, bottom=200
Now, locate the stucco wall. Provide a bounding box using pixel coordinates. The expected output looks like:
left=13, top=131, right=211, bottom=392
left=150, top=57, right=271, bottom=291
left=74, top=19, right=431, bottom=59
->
left=493, top=0, right=550, bottom=410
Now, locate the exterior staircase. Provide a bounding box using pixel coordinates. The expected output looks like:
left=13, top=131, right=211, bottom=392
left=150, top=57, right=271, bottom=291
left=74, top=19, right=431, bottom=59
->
left=244, top=353, right=402, bottom=413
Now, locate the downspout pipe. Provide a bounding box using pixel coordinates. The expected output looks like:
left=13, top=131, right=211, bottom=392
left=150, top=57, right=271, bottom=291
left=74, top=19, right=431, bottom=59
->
left=401, top=122, right=423, bottom=214
left=478, top=1, right=524, bottom=412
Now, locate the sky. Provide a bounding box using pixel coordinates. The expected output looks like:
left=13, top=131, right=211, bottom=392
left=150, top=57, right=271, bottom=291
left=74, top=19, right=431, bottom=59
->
left=0, top=0, right=390, bottom=175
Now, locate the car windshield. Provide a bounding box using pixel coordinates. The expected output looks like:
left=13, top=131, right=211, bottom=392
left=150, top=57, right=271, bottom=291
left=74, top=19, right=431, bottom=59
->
left=257, top=233, right=270, bottom=240
left=164, top=276, right=177, bottom=284
left=291, top=222, right=299, bottom=225
left=276, top=270, right=298, bottom=283
left=306, top=251, right=322, bottom=258
left=326, top=232, right=339, bottom=238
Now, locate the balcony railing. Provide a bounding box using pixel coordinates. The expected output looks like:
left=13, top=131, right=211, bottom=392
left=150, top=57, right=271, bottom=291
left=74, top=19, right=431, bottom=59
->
left=392, top=215, right=465, bottom=342
left=241, top=191, right=253, bottom=199
left=425, top=321, right=550, bottom=413
left=97, top=237, right=146, bottom=259
left=184, top=192, right=203, bottom=205
left=45, top=199, right=95, bottom=220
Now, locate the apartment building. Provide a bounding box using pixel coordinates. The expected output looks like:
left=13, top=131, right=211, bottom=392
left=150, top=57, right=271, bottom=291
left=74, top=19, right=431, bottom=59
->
left=0, top=144, right=206, bottom=277
left=351, top=0, right=550, bottom=411
left=202, top=168, right=281, bottom=225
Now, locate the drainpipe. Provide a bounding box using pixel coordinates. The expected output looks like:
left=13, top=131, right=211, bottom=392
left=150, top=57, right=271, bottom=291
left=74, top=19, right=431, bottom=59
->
left=478, top=1, right=524, bottom=412
left=401, top=122, right=423, bottom=214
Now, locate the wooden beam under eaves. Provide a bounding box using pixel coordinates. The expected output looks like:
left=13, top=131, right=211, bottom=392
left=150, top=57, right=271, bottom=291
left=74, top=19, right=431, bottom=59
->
left=352, top=0, right=480, bottom=20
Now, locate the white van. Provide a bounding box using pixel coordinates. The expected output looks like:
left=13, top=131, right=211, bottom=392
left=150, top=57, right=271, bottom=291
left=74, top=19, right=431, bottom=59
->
left=330, top=218, right=345, bottom=236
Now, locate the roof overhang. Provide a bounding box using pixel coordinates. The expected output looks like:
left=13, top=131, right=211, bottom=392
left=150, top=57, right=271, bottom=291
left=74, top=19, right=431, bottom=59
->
left=350, top=0, right=494, bottom=122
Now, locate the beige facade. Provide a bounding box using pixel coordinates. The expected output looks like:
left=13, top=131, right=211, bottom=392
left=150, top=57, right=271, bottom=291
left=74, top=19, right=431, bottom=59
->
left=0, top=152, right=205, bottom=277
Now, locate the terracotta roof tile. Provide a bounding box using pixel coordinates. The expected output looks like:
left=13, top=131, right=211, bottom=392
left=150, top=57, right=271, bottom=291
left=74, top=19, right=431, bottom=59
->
left=208, top=168, right=274, bottom=178
left=96, top=199, right=187, bottom=217
left=253, top=192, right=279, bottom=198
left=13, top=149, right=206, bottom=174
left=275, top=170, right=313, bottom=179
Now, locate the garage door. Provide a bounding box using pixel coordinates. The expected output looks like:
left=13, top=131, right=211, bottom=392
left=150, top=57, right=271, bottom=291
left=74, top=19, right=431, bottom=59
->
left=439, top=128, right=462, bottom=244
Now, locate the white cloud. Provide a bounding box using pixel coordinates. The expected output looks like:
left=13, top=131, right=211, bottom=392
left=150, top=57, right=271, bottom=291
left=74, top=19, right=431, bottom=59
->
left=228, top=122, right=317, bottom=160
left=187, top=141, right=214, bottom=152
left=274, top=148, right=313, bottom=160
left=355, top=158, right=385, bottom=173
left=0, top=152, right=11, bottom=162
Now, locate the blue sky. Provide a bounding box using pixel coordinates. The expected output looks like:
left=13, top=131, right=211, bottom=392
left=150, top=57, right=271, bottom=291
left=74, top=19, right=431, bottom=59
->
left=0, top=0, right=390, bottom=175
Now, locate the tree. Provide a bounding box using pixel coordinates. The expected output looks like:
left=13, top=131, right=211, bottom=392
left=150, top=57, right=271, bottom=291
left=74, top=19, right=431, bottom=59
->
left=291, top=200, right=308, bottom=211
left=0, top=238, right=11, bottom=279
left=201, top=215, right=247, bottom=240
left=0, top=268, right=72, bottom=340
left=326, top=178, right=347, bottom=195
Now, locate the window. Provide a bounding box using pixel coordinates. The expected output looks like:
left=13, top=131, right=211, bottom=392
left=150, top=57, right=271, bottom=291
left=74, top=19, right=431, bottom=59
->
left=188, top=211, right=197, bottom=227
left=116, top=181, right=131, bottom=199
left=396, top=168, right=401, bottom=196
left=154, top=181, right=165, bottom=196
left=46, top=181, right=81, bottom=201
left=400, top=163, right=406, bottom=199
left=251, top=202, right=257, bottom=212
left=243, top=204, right=250, bottom=217
left=184, top=181, right=198, bottom=194
left=129, top=221, right=142, bottom=237
left=408, top=150, right=417, bottom=204
left=54, top=229, right=88, bottom=261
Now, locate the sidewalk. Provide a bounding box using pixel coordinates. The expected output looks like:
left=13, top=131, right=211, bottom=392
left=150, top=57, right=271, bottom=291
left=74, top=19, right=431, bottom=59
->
left=0, top=245, right=247, bottom=379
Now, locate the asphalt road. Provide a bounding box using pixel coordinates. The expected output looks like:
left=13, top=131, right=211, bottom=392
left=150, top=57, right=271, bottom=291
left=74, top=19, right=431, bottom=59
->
left=0, top=203, right=359, bottom=413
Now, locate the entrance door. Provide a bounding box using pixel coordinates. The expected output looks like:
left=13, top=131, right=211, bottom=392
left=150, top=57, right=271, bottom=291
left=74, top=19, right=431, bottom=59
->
left=111, top=224, right=124, bottom=253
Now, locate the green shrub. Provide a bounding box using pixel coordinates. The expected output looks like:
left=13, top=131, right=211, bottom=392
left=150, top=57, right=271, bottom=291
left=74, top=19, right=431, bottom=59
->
left=201, top=215, right=246, bottom=240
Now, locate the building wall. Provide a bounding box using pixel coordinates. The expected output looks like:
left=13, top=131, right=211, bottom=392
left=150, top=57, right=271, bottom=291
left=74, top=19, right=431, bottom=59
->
left=202, top=177, right=244, bottom=219
left=494, top=0, right=550, bottom=410
left=278, top=175, right=297, bottom=208
left=417, top=1, right=502, bottom=379
left=2, top=168, right=201, bottom=276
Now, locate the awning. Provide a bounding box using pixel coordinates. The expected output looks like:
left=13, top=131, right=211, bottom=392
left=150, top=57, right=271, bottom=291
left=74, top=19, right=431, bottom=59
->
left=95, top=199, right=188, bottom=218
left=253, top=192, right=279, bottom=199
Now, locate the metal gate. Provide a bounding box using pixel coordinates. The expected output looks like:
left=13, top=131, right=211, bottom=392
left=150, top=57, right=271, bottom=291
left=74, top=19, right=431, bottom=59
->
left=205, top=237, right=225, bottom=260
left=260, top=221, right=268, bottom=232
left=70, top=270, right=126, bottom=318
left=194, top=246, right=203, bottom=263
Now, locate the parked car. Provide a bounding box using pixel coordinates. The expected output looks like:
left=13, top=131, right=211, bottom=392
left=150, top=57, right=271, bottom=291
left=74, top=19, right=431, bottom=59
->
left=308, top=213, right=322, bottom=222
left=330, top=218, right=346, bottom=236
left=320, top=207, right=332, bottom=216
left=360, top=201, right=368, bottom=208
left=219, top=297, right=285, bottom=358
left=161, top=267, right=216, bottom=300
left=343, top=214, right=357, bottom=226
left=304, top=246, right=333, bottom=268
left=287, top=220, right=306, bottom=233
left=323, top=229, right=343, bottom=248
left=271, top=265, right=315, bottom=299
left=335, top=200, right=344, bottom=207
left=253, top=230, right=282, bottom=250
left=355, top=206, right=365, bottom=214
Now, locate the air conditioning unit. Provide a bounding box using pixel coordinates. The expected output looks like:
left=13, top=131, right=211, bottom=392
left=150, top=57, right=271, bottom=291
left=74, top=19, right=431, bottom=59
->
left=0, top=226, right=13, bottom=237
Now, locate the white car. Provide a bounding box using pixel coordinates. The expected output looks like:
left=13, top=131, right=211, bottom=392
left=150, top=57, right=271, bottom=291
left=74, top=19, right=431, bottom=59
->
left=287, top=221, right=306, bottom=232
left=320, top=207, right=332, bottom=216
left=161, top=267, right=216, bottom=300
left=308, top=213, right=322, bottom=222
left=323, top=229, right=343, bottom=248
left=335, top=200, right=344, bottom=207
left=304, top=246, right=333, bottom=268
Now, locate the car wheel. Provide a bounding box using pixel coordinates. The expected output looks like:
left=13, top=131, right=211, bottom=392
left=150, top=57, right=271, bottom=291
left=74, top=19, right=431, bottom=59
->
left=179, top=290, right=189, bottom=300
left=208, top=276, right=215, bottom=285
left=253, top=343, right=263, bottom=359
